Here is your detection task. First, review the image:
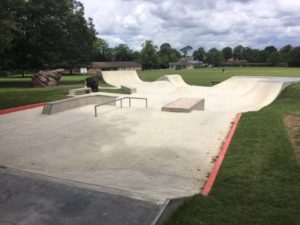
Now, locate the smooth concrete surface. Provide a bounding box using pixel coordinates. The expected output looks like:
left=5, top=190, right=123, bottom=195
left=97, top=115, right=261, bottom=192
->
left=161, top=97, right=205, bottom=112
left=1, top=71, right=300, bottom=224
left=0, top=105, right=234, bottom=203
left=0, top=167, right=160, bottom=225
left=42, top=95, right=117, bottom=114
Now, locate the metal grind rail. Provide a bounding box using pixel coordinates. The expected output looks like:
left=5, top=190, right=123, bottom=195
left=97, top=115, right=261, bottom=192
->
left=94, top=97, right=148, bottom=117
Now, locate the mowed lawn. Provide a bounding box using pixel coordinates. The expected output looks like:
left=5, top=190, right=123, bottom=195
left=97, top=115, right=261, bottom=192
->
left=0, top=74, right=121, bottom=109
left=139, top=67, right=300, bottom=86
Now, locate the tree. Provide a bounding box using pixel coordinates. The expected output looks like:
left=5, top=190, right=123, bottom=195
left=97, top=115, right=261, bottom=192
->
left=113, top=44, right=133, bottom=61
left=267, top=52, right=281, bottom=66
left=157, top=43, right=180, bottom=68
left=159, top=43, right=172, bottom=55
left=263, top=45, right=277, bottom=63
left=180, top=45, right=193, bottom=59
left=140, top=40, right=159, bottom=69
left=222, top=47, right=232, bottom=61
left=207, top=48, right=223, bottom=66
left=1, top=0, right=97, bottom=73
left=242, top=48, right=262, bottom=63
left=193, top=47, right=206, bottom=61
left=0, top=0, right=21, bottom=55
left=93, top=38, right=113, bottom=61
left=132, top=51, right=141, bottom=62
left=233, top=45, right=244, bottom=59
left=62, top=3, right=97, bottom=72
left=279, top=44, right=293, bottom=64
left=287, top=47, right=300, bottom=67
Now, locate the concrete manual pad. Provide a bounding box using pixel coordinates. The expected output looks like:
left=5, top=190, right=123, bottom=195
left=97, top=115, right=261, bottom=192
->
left=162, top=97, right=204, bottom=112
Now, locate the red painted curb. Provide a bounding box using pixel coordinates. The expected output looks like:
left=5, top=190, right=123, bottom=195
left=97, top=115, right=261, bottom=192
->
left=201, top=113, right=242, bottom=196
left=0, top=103, right=45, bottom=115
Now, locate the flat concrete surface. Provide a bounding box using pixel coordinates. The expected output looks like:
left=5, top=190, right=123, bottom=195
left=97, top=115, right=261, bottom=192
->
left=0, top=168, right=161, bottom=225
left=0, top=106, right=234, bottom=203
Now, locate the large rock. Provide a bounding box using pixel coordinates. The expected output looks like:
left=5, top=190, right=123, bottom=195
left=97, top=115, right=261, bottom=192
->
left=31, top=69, right=64, bottom=87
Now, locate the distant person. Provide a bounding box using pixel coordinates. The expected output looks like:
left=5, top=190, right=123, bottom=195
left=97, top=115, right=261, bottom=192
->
left=222, top=68, right=225, bottom=73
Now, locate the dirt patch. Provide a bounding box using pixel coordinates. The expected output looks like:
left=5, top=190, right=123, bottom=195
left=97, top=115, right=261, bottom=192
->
left=283, top=114, right=300, bottom=162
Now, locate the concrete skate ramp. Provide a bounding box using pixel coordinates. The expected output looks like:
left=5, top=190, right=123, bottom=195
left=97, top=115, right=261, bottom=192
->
left=211, top=76, right=300, bottom=111
left=157, top=75, right=189, bottom=87
left=102, top=70, right=143, bottom=88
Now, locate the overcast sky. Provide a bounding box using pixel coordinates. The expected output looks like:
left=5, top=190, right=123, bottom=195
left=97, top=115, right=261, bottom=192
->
left=80, top=0, right=300, bottom=51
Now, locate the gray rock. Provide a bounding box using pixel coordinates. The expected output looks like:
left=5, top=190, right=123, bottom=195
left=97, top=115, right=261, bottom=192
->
left=32, top=69, right=65, bottom=87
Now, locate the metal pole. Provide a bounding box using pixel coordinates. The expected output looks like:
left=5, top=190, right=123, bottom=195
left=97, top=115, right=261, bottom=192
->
left=129, top=98, right=131, bottom=107
left=146, top=99, right=148, bottom=108
left=95, top=106, right=97, bottom=117
left=120, top=99, right=123, bottom=108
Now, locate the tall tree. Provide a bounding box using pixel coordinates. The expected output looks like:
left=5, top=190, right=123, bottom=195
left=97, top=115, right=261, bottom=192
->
left=158, top=43, right=180, bottom=68
left=279, top=44, right=293, bottom=64
left=180, top=45, right=193, bottom=59
left=93, top=37, right=113, bottom=61
left=222, top=47, right=233, bottom=61
left=207, top=48, right=223, bottom=66
left=2, top=0, right=96, bottom=72
left=193, top=47, right=206, bottom=61
left=233, top=45, right=244, bottom=60
left=113, top=44, right=133, bottom=61
left=140, top=40, right=159, bottom=69
left=0, top=0, right=22, bottom=55
left=287, top=47, right=300, bottom=67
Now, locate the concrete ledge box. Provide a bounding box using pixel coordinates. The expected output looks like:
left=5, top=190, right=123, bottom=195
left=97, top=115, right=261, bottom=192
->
left=162, top=97, right=205, bottom=113
left=42, top=95, right=117, bottom=115
left=121, top=85, right=137, bottom=94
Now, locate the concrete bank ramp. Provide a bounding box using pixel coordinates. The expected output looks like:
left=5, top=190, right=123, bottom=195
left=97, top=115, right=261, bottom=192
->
left=157, top=74, right=189, bottom=87
left=211, top=76, right=300, bottom=111
left=102, top=70, right=143, bottom=88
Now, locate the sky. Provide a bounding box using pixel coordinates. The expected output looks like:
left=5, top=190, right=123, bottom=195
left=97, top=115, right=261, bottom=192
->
left=80, top=0, right=300, bottom=51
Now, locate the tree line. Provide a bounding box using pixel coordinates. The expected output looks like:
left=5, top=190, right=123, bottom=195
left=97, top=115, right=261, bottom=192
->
left=1, top=0, right=300, bottom=74
left=193, top=45, right=300, bottom=67
left=0, top=0, right=96, bottom=74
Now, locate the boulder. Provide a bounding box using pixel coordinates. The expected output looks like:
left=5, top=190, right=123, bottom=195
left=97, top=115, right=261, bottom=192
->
left=32, top=69, right=64, bottom=87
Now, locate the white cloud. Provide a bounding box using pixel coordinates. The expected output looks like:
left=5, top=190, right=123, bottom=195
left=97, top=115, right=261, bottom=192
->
left=81, top=0, right=300, bottom=50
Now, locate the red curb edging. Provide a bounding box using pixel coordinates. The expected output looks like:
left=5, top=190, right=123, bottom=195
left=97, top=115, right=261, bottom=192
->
left=201, top=113, right=242, bottom=196
left=0, top=103, right=45, bottom=115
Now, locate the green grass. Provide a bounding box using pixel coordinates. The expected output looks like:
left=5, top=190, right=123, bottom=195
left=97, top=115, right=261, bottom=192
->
left=165, top=83, right=300, bottom=225
left=0, top=73, right=123, bottom=109
left=139, top=67, right=300, bottom=86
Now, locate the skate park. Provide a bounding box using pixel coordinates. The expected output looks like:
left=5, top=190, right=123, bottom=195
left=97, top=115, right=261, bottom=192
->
left=1, top=71, right=300, bottom=224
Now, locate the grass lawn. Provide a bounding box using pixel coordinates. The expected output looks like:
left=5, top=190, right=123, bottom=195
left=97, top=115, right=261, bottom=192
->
left=0, top=74, right=124, bottom=109
left=138, top=67, right=300, bottom=86
left=165, top=83, right=300, bottom=224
